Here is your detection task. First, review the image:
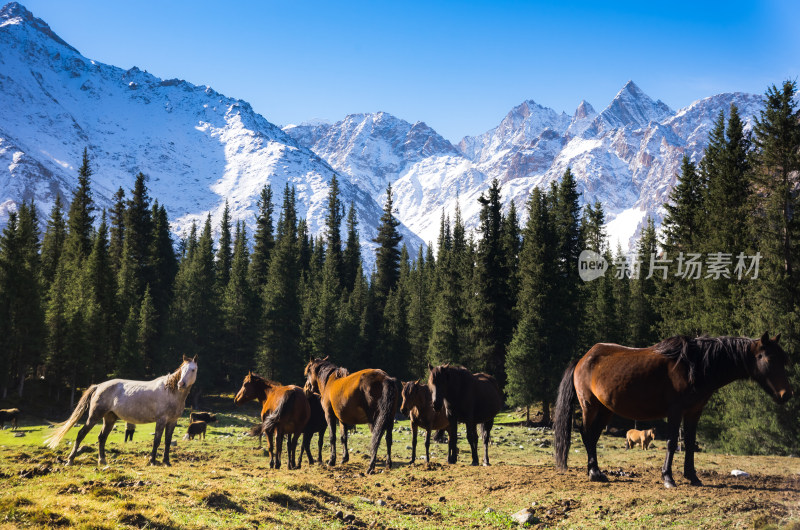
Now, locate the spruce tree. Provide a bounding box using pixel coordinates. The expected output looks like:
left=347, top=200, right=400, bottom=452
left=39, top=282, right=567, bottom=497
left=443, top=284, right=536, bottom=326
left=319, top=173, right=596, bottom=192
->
left=40, top=195, right=66, bottom=287
left=216, top=201, right=233, bottom=293
left=373, top=185, right=402, bottom=308
left=249, top=185, right=274, bottom=292
left=342, top=202, right=361, bottom=292
left=222, top=222, right=257, bottom=377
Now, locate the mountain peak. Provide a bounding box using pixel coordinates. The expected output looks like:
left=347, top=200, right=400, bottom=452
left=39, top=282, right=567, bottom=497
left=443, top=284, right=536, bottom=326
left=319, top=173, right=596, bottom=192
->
left=1, top=2, right=78, bottom=52
left=574, top=100, right=596, bottom=120
left=597, top=80, right=674, bottom=130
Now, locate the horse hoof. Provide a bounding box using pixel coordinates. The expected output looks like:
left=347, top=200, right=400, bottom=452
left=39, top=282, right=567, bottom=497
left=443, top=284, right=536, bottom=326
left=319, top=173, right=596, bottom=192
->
left=689, top=478, right=703, bottom=487
left=471, top=461, right=479, bottom=466
left=589, top=472, right=608, bottom=483
left=163, top=461, right=171, bottom=467
left=341, top=456, right=349, bottom=464
left=664, top=479, right=677, bottom=489
left=98, top=459, right=107, bottom=466
left=327, top=459, right=336, bottom=467
left=483, top=462, right=490, bottom=467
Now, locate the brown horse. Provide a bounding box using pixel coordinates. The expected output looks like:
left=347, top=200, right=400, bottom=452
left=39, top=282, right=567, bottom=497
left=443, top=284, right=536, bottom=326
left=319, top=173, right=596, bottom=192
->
left=554, top=333, right=793, bottom=488
left=400, top=381, right=449, bottom=464
left=234, top=372, right=310, bottom=470
left=427, top=364, right=502, bottom=466
left=297, top=390, right=327, bottom=468
left=304, top=357, right=400, bottom=474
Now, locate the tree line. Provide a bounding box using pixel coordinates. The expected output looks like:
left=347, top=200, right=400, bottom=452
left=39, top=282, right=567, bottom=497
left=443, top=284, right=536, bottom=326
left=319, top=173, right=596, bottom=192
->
left=1, top=81, right=798, bottom=454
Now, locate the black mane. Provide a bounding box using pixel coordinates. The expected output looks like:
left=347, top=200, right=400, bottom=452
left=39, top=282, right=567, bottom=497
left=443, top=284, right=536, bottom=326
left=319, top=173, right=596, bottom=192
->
left=654, top=335, right=753, bottom=386
left=315, top=360, right=349, bottom=385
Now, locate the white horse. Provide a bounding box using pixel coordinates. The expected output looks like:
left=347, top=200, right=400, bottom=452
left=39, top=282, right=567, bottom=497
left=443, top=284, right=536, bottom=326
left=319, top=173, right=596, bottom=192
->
left=45, top=355, right=198, bottom=466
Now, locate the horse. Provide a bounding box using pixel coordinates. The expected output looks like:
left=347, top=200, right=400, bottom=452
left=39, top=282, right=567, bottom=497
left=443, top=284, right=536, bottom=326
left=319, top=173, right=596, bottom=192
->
left=554, top=333, right=793, bottom=488
left=400, top=381, right=449, bottom=464
left=45, top=355, right=198, bottom=466
left=233, top=372, right=310, bottom=470
left=124, top=423, right=135, bottom=442
left=183, top=420, right=207, bottom=441
left=304, top=357, right=400, bottom=474
left=626, top=428, right=656, bottom=450
left=0, top=408, right=20, bottom=430
left=427, top=363, right=502, bottom=466
left=297, top=390, right=327, bottom=468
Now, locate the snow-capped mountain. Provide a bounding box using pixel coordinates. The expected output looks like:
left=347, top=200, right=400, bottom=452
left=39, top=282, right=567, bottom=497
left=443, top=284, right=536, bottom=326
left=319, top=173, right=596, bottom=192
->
left=0, top=2, right=424, bottom=266
left=288, top=81, right=763, bottom=248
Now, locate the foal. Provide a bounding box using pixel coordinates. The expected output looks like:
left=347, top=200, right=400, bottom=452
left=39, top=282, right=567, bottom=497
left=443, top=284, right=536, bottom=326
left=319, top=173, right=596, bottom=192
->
left=400, top=381, right=449, bottom=464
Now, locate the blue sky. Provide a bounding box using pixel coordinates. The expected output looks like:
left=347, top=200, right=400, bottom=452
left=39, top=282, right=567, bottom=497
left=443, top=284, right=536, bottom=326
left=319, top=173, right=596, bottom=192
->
left=17, top=0, right=800, bottom=142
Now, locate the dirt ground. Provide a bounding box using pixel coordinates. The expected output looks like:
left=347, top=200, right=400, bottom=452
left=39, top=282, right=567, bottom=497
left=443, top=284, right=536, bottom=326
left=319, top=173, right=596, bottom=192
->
left=1, top=407, right=799, bottom=529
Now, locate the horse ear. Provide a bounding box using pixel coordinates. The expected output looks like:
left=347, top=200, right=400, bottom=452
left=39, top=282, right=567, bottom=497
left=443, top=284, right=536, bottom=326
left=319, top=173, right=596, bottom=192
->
left=773, top=333, right=782, bottom=343
left=192, top=355, right=198, bottom=362
left=183, top=354, right=189, bottom=362
left=428, top=363, right=434, bottom=372
left=322, top=355, right=329, bottom=362
left=761, top=331, right=770, bottom=344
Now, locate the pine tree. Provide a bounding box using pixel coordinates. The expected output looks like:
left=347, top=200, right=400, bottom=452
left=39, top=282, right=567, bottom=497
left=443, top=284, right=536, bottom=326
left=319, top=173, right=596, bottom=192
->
left=629, top=217, right=659, bottom=346
left=249, top=185, right=274, bottom=292
left=85, top=212, right=116, bottom=381
left=108, top=187, right=126, bottom=274
left=40, top=195, right=66, bottom=287
left=342, top=202, right=361, bottom=292
left=222, top=222, right=257, bottom=378
left=216, top=201, right=233, bottom=293
left=373, top=185, right=402, bottom=308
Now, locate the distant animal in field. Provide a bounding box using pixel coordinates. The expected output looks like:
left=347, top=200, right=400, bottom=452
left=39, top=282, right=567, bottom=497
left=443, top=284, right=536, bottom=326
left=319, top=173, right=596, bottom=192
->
left=427, top=364, right=502, bottom=466
left=626, top=428, right=656, bottom=450
left=45, top=355, right=198, bottom=466
left=554, top=333, right=792, bottom=488
left=124, top=423, right=135, bottom=442
left=183, top=420, right=207, bottom=441
left=400, top=381, right=449, bottom=464
left=0, top=408, right=20, bottom=430
left=304, top=357, right=400, bottom=474
left=297, top=390, right=327, bottom=468
left=190, top=411, right=217, bottom=424
left=234, top=372, right=310, bottom=470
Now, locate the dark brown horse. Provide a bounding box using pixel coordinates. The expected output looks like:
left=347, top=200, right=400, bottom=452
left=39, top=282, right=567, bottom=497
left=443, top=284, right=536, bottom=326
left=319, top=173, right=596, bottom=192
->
left=304, top=357, right=400, bottom=474
left=554, top=333, right=793, bottom=488
left=400, top=381, right=449, bottom=464
left=427, top=364, right=502, bottom=466
left=297, top=390, right=327, bottom=468
left=234, top=372, right=310, bottom=470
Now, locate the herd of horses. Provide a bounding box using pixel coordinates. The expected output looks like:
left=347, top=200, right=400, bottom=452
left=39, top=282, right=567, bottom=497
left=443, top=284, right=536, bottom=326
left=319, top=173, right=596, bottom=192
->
left=42, top=332, right=792, bottom=489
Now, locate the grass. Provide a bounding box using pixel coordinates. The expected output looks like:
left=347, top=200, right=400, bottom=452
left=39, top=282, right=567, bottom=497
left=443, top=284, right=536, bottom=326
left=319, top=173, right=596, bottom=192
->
left=0, top=399, right=799, bottom=528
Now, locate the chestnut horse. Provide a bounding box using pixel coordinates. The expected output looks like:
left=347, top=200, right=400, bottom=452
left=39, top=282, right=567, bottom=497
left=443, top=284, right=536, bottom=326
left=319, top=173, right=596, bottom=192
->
left=554, top=333, right=793, bottom=488
left=304, top=357, right=400, bottom=474
left=427, top=364, right=502, bottom=466
left=234, top=372, right=310, bottom=470
left=400, top=381, right=449, bottom=464
left=46, top=355, right=198, bottom=466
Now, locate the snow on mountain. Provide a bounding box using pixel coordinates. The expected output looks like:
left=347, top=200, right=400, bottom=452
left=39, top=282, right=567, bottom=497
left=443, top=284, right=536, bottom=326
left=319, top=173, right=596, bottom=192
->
left=0, top=2, right=423, bottom=266
left=290, top=80, right=762, bottom=250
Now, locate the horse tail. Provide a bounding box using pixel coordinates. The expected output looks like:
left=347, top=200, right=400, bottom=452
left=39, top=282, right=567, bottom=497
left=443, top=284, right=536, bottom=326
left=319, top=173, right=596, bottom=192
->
left=263, top=390, right=297, bottom=433
left=45, top=385, right=98, bottom=449
left=553, top=359, right=579, bottom=471
left=371, top=376, right=399, bottom=455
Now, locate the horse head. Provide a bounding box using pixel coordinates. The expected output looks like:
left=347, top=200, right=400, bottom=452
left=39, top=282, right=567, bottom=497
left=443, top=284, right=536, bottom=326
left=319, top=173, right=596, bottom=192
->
left=303, top=356, right=329, bottom=394
left=751, top=332, right=793, bottom=404
left=428, top=364, right=448, bottom=413
left=234, top=371, right=270, bottom=405
left=400, top=381, right=416, bottom=416
left=178, top=355, right=198, bottom=390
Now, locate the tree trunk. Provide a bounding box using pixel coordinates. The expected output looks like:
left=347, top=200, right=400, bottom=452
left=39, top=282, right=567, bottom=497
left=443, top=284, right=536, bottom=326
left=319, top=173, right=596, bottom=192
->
left=17, top=371, right=25, bottom=397
left=526, top=405, right=530, bottom=424
left=69, top=371, right=77, bottom=411
left=542, top=400, right=551, bottom=425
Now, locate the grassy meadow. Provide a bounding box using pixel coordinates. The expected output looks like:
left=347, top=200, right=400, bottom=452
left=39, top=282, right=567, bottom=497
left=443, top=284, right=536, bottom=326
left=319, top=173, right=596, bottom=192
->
left=0, top=397, right=798, bottom=529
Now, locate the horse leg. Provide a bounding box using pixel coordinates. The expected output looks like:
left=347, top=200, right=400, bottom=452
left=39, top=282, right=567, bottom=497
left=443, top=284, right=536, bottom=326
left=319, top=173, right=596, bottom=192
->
left=275, top=430, right=283, bottom=470
left=340, top=421, right=350, bottom=464
left=366, top=422, right=385, bottom=475
left=317, top=428, right=325, bottom=464
left=385, top=418, right=393, bottom=470
left=446, top=418, right=458, bottom=464
left=424, top=428, right=432, bottom=465
left=465, top=422, right=479, bottom=466
left=291, top=432, right=301, bottom=469
left=150, top=421, right=166, bottom=466
left=97, top=412, right=118, bottom=466
left=480, top=419, right=493, bottom=466
left=162, top=421, right=176, bottom=466
left=661, top=412, right=681, bottom=488
left=66, top=407, right=104, bottom=466
left=298, top=433, right=308, bottom=468
left=326, top=409, right=337, bottom=467
left=683, top=411, right=703, bottom=486
left=267, top=428, right=276, bottom=469
left=410, top=421, right=418, bottom=464
left=580, top=403, right=612, bottom=482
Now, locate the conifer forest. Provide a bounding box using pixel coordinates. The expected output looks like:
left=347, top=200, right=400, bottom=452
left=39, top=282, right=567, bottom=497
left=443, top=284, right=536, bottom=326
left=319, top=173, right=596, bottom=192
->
left=2, top=80, right=799, bottom=456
